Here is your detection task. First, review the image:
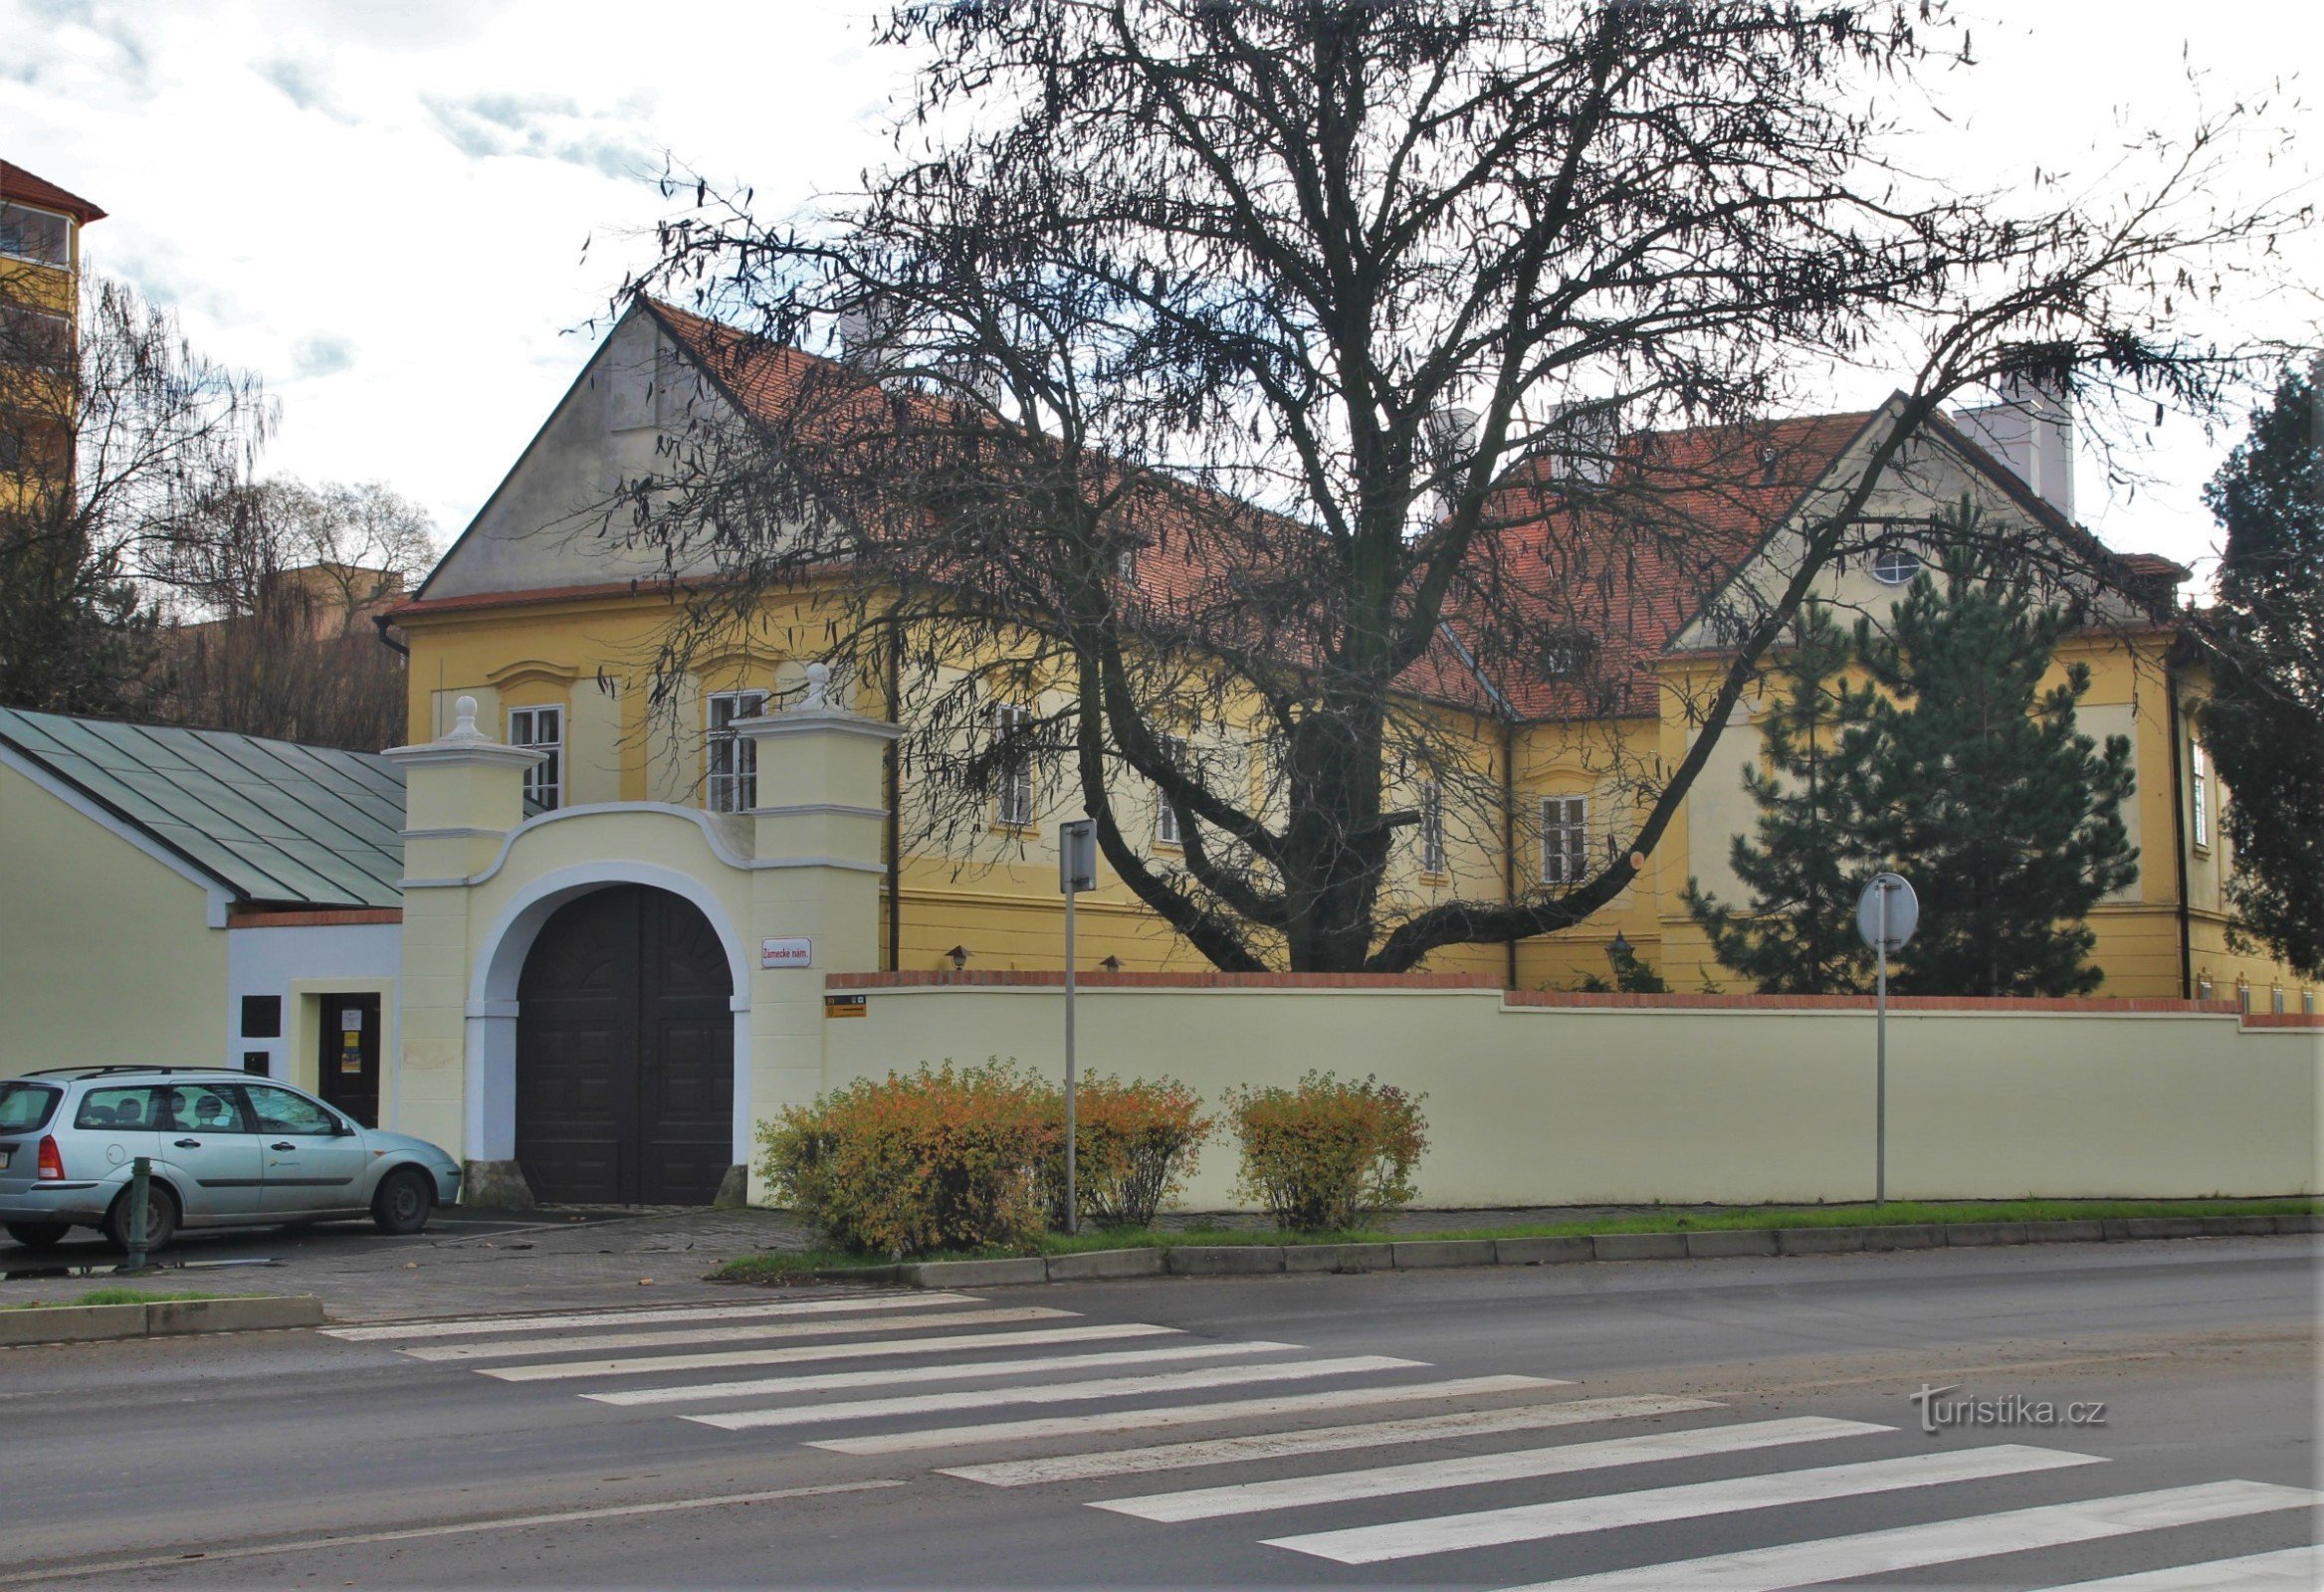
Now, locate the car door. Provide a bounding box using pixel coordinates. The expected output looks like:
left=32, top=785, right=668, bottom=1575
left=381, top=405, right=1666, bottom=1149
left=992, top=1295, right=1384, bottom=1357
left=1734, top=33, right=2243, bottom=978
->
left=147, top=1085, right=265, bottom=1225
left=239, top=1085, right=370, bottom=1217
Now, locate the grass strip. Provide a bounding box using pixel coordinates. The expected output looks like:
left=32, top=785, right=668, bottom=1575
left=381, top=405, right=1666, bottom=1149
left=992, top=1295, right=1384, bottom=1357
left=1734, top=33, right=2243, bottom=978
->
left=1, top=1288, right=261, bottom=1310
left=711, top=1196, right=2317, bottom=1283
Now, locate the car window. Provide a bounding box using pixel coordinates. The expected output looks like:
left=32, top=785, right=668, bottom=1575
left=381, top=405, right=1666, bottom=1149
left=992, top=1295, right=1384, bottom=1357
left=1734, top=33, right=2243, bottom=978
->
left=153, top=1087, right=250, bottom=1134
left=0, top=1082, right=61, bottom=1132
left=239, top=1086, right=340, bottom=1136
left=74, top=1087, right=167, bottom=1130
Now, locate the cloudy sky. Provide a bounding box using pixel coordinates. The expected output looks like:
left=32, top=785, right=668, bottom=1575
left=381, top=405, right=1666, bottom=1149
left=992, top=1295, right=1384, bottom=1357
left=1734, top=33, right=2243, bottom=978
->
left=6, top=0, right=2317, bottom=581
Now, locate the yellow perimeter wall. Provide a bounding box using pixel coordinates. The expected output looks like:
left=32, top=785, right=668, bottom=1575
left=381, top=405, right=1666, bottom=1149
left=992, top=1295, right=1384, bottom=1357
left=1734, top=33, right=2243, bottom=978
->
left=822, top=982, right=2323, bottom=1208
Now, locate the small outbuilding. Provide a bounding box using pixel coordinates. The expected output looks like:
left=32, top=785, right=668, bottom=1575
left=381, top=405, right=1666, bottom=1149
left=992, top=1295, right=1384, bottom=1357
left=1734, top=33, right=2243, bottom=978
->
left=0, top=707, right=405, bottom=1124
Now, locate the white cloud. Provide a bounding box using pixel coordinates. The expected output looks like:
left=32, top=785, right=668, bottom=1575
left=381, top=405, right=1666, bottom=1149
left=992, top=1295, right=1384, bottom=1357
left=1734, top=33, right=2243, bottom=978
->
left=0, top=0, right=2314, bottom=580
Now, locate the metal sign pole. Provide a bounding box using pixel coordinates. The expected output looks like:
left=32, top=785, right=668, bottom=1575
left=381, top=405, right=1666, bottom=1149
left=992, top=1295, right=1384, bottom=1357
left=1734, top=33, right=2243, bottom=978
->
left=1058, top=819, right=1096, bottom=1239
left=1875, top=885, right=1888, bottom=1206
left=1064, top=876, right=1078, bottom=1237
left=1856, top=872, right=1917, bottom=1210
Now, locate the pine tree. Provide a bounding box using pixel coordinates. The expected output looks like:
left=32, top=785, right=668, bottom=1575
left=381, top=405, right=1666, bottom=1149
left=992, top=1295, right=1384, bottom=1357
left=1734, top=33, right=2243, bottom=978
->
left=1849, top=525, right=2140, bottom=996
left=2198, top=361, right=2324, bottom=978
left=1685, top=603, right=1878, bottom=993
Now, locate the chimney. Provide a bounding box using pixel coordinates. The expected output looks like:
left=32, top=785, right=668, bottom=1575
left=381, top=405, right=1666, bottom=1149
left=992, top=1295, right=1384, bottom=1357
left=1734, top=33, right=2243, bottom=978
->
left=1951, top=375, right=2075, bottom=520
left=1541, top=400, right=1618, bottom=489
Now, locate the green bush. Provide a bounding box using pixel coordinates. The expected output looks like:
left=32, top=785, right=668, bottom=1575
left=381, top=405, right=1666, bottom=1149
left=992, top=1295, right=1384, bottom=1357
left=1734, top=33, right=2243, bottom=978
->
left=1225, top=1071, right=1427, bottom=1232
left=755, top=1060, right=1056, bottom=1257
left=1044, top=1073, right=1213, bottom=1229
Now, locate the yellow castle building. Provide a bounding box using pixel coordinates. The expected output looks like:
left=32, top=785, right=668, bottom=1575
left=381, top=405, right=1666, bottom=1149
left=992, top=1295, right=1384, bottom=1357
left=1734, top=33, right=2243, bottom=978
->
left=387, top=299, right=2306, bottom=1011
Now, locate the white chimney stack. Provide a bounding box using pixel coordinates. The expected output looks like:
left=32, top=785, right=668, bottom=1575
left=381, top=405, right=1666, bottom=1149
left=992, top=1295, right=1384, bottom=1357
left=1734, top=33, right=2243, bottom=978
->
left=1952, top=375, right=2075, bottom=520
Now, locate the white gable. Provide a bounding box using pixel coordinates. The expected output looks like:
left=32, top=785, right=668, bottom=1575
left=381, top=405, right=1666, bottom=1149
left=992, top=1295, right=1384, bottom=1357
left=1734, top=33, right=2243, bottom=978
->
left=417, top=306, right=733, bottom=601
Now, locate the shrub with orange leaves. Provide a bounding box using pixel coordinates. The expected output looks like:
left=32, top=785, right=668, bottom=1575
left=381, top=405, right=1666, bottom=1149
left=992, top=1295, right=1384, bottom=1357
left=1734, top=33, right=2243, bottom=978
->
left=1043, top=1073, right=1213, bottom=1229
left=1224, top=1071, right=1427, bottom=1232
left=756, top=1060, right=1058, bottom=1257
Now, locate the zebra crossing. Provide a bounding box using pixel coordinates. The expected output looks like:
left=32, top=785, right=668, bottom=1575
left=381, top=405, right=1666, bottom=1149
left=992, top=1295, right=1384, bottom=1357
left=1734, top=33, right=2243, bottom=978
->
left=323, top=1292, right=2319, bottom=1588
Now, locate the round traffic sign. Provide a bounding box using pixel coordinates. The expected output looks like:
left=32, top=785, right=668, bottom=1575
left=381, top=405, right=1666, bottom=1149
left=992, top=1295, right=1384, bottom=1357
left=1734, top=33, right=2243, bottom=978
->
left=1856, top=873, right=1919, bottom=952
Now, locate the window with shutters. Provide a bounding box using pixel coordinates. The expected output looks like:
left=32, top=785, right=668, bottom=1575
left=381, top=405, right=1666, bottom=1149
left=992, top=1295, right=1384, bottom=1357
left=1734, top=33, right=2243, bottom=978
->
left=707, top=691, right=769, bottom=813
left=508, top=705, right=562, bottom=811
left=1541, top=794, right=1587, bottom=885
left=1419, top=782, right=1446, bottom=874
left=994, top=703, right=1035, bottom=827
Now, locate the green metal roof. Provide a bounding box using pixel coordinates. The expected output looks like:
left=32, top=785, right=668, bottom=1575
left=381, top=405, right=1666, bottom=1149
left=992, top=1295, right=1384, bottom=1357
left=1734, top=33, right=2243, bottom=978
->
left=0, top=707, right=405, bottom=910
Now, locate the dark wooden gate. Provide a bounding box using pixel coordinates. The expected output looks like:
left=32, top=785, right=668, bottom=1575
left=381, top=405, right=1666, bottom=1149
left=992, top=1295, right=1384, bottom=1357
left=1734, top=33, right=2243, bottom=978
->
left=515, top=886, right=734, bottom=1204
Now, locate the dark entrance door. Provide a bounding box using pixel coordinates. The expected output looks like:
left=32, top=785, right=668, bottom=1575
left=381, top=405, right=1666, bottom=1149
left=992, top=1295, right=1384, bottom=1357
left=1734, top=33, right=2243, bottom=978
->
left=516, top=886, right=734, bottom=1204
left=317, top=993, right=381, bottom=1127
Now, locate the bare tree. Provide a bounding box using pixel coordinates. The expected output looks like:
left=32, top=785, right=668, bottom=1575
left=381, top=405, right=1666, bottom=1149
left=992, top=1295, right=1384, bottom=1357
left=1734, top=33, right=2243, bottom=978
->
left=0, top=268, right=271, bottom=714
left=149, top=479, right=437, bottom=750
left=610, top=1, right=2300, bottom=972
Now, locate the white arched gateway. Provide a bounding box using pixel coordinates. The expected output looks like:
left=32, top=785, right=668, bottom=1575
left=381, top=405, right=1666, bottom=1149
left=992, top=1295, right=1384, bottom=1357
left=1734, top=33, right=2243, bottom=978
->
left=383, top=680, right=896, bottom=1206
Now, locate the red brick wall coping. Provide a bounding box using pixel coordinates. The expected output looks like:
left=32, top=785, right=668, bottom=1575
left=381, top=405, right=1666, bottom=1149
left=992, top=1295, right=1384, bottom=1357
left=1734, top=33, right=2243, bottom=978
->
left=825, top=971, right=1500, bottom=990
left=2242, top=1012, right=2324, bottom=1030
left=227, top=907, right=404, bottom=929
left=1506, top=991, right=2249, bottom=1015
left=820, top=973, right=2290, bottom=1017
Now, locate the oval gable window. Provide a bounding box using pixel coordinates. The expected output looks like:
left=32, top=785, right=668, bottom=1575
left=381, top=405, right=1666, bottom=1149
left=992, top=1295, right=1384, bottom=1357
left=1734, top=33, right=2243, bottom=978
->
left=1871, top=547, right=1922, bottom=585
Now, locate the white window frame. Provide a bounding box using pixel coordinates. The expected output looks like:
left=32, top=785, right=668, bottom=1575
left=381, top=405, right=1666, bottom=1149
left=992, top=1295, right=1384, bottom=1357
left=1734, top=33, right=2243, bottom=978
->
left=994, top=703, right=1035, bottom=828
left=1419, top=781, right=1446, bottom=875
left=0, top=201, right=72, bottom=268
left=1154, top=734, right=1188, bottom=846
left=508, top=704, right=563, bottom=812
left=2190, top=740, right=2210, bottom=851
left=1871, top=547, right=1922, bottom=585
left=1541, top=794, right=1587, bottom=886
left=707, top=690, right=769, bottom=813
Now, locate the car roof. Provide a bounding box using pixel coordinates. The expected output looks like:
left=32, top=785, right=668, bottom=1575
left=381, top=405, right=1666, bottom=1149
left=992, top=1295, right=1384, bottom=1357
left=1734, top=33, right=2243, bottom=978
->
left=21, top=1067, right=255, bottom=1084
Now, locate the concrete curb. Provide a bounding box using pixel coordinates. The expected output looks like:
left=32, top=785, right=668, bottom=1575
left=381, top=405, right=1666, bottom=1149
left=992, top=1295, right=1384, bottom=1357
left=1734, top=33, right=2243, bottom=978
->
left=0, top=1295, right=323, bottom=1348
left=875, top=1212, right=2313, bottom=1289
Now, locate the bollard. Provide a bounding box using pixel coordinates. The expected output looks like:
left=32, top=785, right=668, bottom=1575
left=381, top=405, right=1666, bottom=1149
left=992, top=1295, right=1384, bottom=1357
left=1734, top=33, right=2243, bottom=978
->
left=124, top=1154, right=150, bottom=1274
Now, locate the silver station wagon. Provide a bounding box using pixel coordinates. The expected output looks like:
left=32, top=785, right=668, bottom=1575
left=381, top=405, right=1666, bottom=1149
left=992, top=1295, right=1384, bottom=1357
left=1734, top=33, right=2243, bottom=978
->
left=0, top=1067, right=463, bottom=1253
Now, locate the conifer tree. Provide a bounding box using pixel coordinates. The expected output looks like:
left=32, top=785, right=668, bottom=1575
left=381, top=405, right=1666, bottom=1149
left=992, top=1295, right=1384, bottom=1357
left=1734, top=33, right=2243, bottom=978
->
left=1850, top=526, right=2139, bottom=996
left=1684, top=603, right=1878, bottom=993
left=2197, top=361, right=2323, bottom=978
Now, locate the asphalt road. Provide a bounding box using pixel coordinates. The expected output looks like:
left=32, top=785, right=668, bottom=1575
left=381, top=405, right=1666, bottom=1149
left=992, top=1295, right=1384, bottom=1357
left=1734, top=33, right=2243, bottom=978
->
left=0, top=1237, right=2314, bottom=1590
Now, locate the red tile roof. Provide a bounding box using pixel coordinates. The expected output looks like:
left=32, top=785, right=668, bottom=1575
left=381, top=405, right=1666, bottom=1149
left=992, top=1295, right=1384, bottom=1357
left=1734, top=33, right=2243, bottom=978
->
left=0, top=160, right=105, bottom=225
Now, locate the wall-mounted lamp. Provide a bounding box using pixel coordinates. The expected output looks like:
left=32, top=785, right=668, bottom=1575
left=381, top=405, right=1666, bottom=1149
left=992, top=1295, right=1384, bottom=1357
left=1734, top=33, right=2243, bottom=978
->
left=947, top=944, right=970, bottom=971
left=1605, top=930, right=1632, bottom=970
left=1099, top=955, right=1122, bottom=972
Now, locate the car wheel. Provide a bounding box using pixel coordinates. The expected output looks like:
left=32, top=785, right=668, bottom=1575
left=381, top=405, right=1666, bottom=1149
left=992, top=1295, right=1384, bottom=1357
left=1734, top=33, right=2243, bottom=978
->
left=371, top=1167, right=435, bottom=1236
left=102, top=1183, right=180, bottom=1254
left=4, top=1221, right=72, bottom=1250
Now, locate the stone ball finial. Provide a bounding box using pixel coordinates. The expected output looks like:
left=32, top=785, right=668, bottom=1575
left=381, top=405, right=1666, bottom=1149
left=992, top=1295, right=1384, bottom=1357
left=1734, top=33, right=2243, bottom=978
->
left=804, top=661, right=830, bottom=708
left=452, top=695, right=481, bottom=739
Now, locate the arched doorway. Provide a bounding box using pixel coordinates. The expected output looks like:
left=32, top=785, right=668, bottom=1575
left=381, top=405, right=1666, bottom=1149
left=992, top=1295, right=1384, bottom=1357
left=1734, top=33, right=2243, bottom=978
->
left=516, top=885, right=735, bottom=1204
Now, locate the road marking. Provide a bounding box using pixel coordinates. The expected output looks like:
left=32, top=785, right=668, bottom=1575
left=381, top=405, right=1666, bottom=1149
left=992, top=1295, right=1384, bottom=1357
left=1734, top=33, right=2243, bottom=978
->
left=401, top=1306, right=1077, bottom=1361
left=2032, top=1543, right=2324, bottom=1590
left=1094, top=1415, right=1888, bottom=1522
left=586, top=1340, right=1303, bottom=1405
left=1264, top=1443, right=2104, bottom=1564
left=321, top=1294, right=975, bottom=1341
left=0, top=1480, right=907, bottom=1586
left=811, top=1375, right=1565, bottom=1455
left=692, top=1354, right=1430, bottom=1431
left=939, top=1394, right=1720, bottom=1486
left=1498, top=1481, right=2323, bottom=1591
left=480, top=1321, right=1174, bottom=1381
